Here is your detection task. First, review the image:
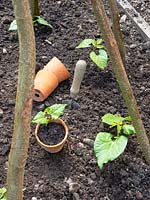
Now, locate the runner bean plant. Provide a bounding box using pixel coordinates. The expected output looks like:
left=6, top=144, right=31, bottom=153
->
left=94, top=113, right=136, bottom=169
left=76, top=38, right=108, bottom=69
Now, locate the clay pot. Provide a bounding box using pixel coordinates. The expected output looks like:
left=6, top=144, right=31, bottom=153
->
left=33, top=70, right=59, bottom=102
left=35, top=118, right=69, bottom=153
left=44, top=57, right=70, bottom=82
left=33, top=57, right=70, bottom=102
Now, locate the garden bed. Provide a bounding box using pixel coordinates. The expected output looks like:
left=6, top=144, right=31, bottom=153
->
left=0, top=0, right=150, bottom=199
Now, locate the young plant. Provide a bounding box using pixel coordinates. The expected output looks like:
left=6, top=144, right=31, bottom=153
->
left=76, top=38, right=108, bottom=69
left=9, top=16, right=52, bottom=31
left=94, top=113, right=136, bottom=169
left=0, top=187, right=6, bottom=200
left=32, top=104, right=67, bottom=125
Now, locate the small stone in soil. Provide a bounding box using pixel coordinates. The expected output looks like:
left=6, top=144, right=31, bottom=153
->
left=31, top=197, right=37, bottom=200
left=0, top=108, right=3, bottom=117
left=71, top=100, right=80, bottom=109
left=69, top=182, right=80, bottom=193
left=38, top=122, right=65, bottom=145
left=3, top=48, right=7, bottom=54
left=83, top=138, right=94, bottom=147
left=0, top=70, right=4, bottom=77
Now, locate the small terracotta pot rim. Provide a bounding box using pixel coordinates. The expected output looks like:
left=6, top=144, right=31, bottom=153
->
left=35, top=118, right=68, bottom=148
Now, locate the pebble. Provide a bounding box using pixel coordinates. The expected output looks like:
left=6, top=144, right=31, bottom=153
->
left=90, top=173, right=97, bottom=180
left=8, top=99, right=15, bottom=105
left=130, top=44, right=137, bottom=49
left=87, top=178, right=94, bottom=185
left=69, top=182, right=80, bottom=193
left=73, top=192, right=80, bottom=200
left=3, top=48, right=7, bottom=54
left=31, top=197, right=37, bottom=200
left=62, top=99, right=80, bottom=110
left=75, top=148, right=83, bottom=156
left=140, top=86, right=145, bottom=91
left=37, top=104, right=45, bottom=110
left=34, top=184, right=39, bottom=190
left=0, top=69, right=4, bottom=77
left=112, top=89, right=118, bottom=94
left=83, top=138, right=94, bottom=147
left=71, top=100, right=80, bottom=109
left=0, top=108, right=3, bottom=117
left=44, top=100, right=50, bottom=107
left=78, top=142, right=84, bottom=148
left=136, top=191, right=143, bottom=199
left=120, top=14, right=127, bottom=23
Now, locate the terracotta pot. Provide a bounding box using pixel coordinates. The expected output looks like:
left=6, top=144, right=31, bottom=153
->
left=35, top=118, right=69, bottom=153
left=33, top=70, right=59, bottom=102
left=44, top=57, right=70, bottom=82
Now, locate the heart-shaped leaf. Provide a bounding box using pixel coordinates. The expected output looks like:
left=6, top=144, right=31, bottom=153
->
left=44, top=104, right=66, bottom=120
left=76, top=39, right=94, bottom=48
left=96, top=39, right=103, bottom=45
left=123, top=124, right=136, bottom=135
left=123, top=116, right=132, bottom=122
left=34, top=16, right=52, bottom=28
left=94, top=132, right=128, bottom=169
left=102, top=113, right=124, bottom=125
left=32, top=111, right=49, bottom=124
left=90, top=49, right=108, bottom=69
left=9, top=20, right=17, bottom=31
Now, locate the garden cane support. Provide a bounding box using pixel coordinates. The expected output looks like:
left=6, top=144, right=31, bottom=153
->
left=90, top=0, right=150, bottom=164
left=6, top=0, right=36, bottom=199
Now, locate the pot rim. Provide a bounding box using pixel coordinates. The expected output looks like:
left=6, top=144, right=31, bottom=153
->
left=35, top=118, right=68, bottom=148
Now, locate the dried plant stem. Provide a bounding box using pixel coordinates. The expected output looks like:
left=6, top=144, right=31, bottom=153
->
left=90, top=0, right=150, bottom=164
left=6, top=0, right=36, bottom=199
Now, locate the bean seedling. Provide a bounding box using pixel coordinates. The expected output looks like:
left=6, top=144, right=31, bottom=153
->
left=32, top=104, right=66, bottom=125
left=94, top=113, right=136, bottom=169
left=9, top=16, right=52, bottom=31
left=76, top=38, right=108, bottom=69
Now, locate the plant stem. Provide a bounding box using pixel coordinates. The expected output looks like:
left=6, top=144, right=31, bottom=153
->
left=90, top=0, right=150, bottom=164
left=108, top=0, right=125, bottom=63
left=6, top=0, right=36, bottom=199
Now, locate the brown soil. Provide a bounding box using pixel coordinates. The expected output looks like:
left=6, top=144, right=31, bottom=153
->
left=0, top=0, right=150, bottom=200
left=38, top=122, right=65, bottom=145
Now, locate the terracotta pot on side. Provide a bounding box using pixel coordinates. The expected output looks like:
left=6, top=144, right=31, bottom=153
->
left=33, top=57, right=70, bottom=102
left=35, top=118, right=69, bottom=153
left=44, top=57, right=70, bottom=82
left=33, top=70, right=59, bottom=102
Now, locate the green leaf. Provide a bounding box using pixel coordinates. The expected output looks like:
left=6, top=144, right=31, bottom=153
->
left=92, top=39, right=103, bottom=48
left=94, top=132, right=128, bottom=169
left=91, top=40, right=97, bottom=47
left=90, top=49, right=108, bottom=69
left=123, top=124, right=136, bottom=135
left=0, top=187, right=6, bottom=199
left=102, top=113, right=124, bottom=125
left=34, top=16, right=52, bottom=28
left=9, top=20, right=17, bottom=31
left=96, top=45, right=104, bottom=49
left=32, top=111, right=49, bottom=125
left=96, top=39, right=103, bottom=45
left=76, top=39, right=94, bottom=48
left=123, top=116, right=132, bottom=122
left=44, top=104, right=66, bottom=120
